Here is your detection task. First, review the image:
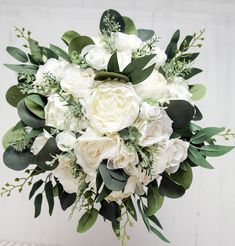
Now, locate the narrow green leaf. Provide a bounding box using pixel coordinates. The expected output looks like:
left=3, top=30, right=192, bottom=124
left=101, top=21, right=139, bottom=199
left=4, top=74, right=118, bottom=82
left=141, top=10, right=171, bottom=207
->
left=137, top=200, right=151, bottom=231
left=96, top=185, right=112, bottom=203
left=6, top=46, right=28, bottom=63
left=165, top=29, right=180, bottom=60
left=50, top=44, right=71, bottom=62
left=148, top=215, right=163, bottom=229
left=130, top=63, right=155, bottom=84
left=107, top=52, right=120, bottom=72
left=199, top=145, right=234, bottom=157
left=29, top=180, right=43, bottom=200
left=41, top=47, right=58, bottom=60
left=45, top=181, right=54, bottom=216
left=124, top=197, right=137, bottom=221
left=34, top=193, right=43, bottom=218
left=179, top=35, right=193, bottom=51
left=28, top=38, right=43, bottom=65
left=77, top=208, right=98, bottom=233
left=150, top=226, right=170, bottom=243
left=182, top=68, right=202, bottom=80
left=4, top=64, right=38, bottom=74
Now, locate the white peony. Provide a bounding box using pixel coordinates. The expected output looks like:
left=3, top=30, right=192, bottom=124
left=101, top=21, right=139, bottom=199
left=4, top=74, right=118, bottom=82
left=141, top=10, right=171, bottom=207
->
left=60, top=65, right=95, bottom=100
left=81, top=45, right=111, bottom=71
left=74, top=128, right=119, bottom=177
left=107, top=141, right=138, bottom=169
left=44, top=94, right=81, bottom=132
left=117, top=51, right=132, bottom=71
left=165, top=139, right=189, bottom=174
left=134, top=109, right=173, bottom=147
left=139, top=102, right=162, bottom=121
left=34, top=58, right=68, bottom=86
left=55, top=132, right=76, bottom=152
left=31, top=130, right=51, bottom=155
left=84, top=81, right=140, bottom=134
left=134, top=70, right=169, bottom=102
left=52, top=153, right=80, bottom=193
left=115, top=32, right=142, bottom=52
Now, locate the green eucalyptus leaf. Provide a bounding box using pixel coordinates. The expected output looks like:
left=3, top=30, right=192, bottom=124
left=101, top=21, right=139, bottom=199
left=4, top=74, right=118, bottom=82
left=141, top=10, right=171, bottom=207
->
left=96, top=185, right=112, bottom=203
left=41, top=47, right=58, bottom=60
left=68, top=36, right=94, bottom=56
left=188, top=146, right=214, bottom=169
left=6, top=46, right=28, bottom=63
left=148, top=215, right=163, bottom=229
left=34, top=193, right=43, bottom=218
left=123, top=16, right=137, bottom=35
left=29, top=180, right=44, bottom=200
left=3, top=146, right=33, bottom=171
left=77, top=208, right=98, bottom=233
left=137, top=200, right=151, bottom=231
left=130, top=63, right=155, bottom=84
left=137, top=29, right=155, bottom=41
left=199, top=145, right=234, bottom=157
left=112, top=220, right=121, bottom=238
left=94, top=71, right=129, bottom=82
left=28, top=38, right=43, bottom=65
left=171, top=162, right=193, bottom=189
left=24, top=98, right=45, bottom=119
left=17, top=100, right=45, bottom=128
left=62, top=30, right=80, bottom=45
left=182, top=68, right=202, bottom=80
left=150, top=226, right=170, bottom=243
left=99, top=200, right=120, bottom=222
left=165, top=29, right=180, bottom=60
left=107, top=52, right=120, bottom=72
left=100, top=9, right=125, bottom=34
left=189, top=84, right=206, bottom=101
left=193, top=105, right=203, bottom=121
left=45, top=181, right=54, bottom=216
left=124, top=197, right=137, bottom=221
left=190, top=127, right=225, bottom=144
left=50, top=44, right=71, bottom=62
left=5, top=85, right=25, bottom=108
left=179, top=35, right=193, bottom=51
left=178, top=52, right=199, bottom=63
left=59, top=192, right=76, bottom=211
left=4, top=64, right=38, bottom=74
left=165, top=100, right=195, bottom=129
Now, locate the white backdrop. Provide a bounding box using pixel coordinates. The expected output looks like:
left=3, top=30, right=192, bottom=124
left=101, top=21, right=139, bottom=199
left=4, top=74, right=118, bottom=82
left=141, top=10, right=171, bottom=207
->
left=0, top=0, right=235, bottom=246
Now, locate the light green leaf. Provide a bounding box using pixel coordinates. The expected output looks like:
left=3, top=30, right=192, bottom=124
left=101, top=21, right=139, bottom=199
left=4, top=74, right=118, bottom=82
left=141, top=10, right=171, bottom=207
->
left=199, top=145, right=234, bottom=157
left=189, top=84, right=206, bottom=101
left=50, top=44, right=71, bottom=62
left=123, top=16, right=137, bottom=35
left=6, top=46, right=28, bottom=63
left=24, top=98, right=45, bottom=119
left=77, top=208, right=98, bottom=233
left=62, top=30, right=80, bottom=45
left=68, top=36, right=94, bottom=56
left=4, top=64, right=38, bottom=74
left=137, top=29, right=155, bottom=41
left=150, top=226, right=170, bottom=243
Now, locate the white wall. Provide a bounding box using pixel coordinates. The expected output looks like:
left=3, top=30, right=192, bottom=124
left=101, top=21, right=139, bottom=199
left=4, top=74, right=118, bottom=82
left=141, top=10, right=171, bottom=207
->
left=0, top=0, right=235, bottom=245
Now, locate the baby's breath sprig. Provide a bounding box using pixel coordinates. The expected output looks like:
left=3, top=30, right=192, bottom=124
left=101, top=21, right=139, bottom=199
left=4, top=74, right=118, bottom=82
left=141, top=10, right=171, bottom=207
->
left=163, top=60, right=192, bottom=79
left=40, top=72, right=61, bottom=93
left=218, top=129, right=235, bottom=141
left=17, top=72, right=36, bottom=94
left=14, top=26, right=31, bottom=48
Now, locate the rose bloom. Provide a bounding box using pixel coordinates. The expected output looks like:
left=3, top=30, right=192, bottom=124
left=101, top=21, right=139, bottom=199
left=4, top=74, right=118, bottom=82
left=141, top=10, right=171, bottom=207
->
left=139, top=102, right=162, bottom=121
left=115, top=32, right=142, bottom=51
left=55, top=131, right=76, bottom=152
left=60, top=65, right=95, bottom=100
left=81, top=45, right=111, bottom=71
left=74, top=128, right=119, bottom=177
left=134, top=70, right=169, bottom=102
left=84, top=81, right=140, bottom=134
left=134, top=109, right=173, bottom=147
left=44, top=94, right=81, bottom=132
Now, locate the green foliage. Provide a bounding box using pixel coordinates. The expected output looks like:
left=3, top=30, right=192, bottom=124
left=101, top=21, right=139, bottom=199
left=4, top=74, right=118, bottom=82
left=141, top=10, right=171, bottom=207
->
left=34, top=193, right=43, bottom=218
left=3, top=147, right=32, bottom=171
left=45, top=181, right=54, bottom=215
left=59, top=191, right=77, bottom=211
left=199, top=145, right=234, bottom=157
left=165, top=30, right=180, bottom=60
left=24, top=94, right=46, bottom=119
left=99, top=200, right=121, bottom=222
left=96, top=185, right=112, bottom=203
left=50, top=44, right=71, bottom=62
left=107, top=52, right=120, bottom=72
left=41, top=47, right=58, bottom=60
left=29, top=179, right=43, bottom=200
left=182, top=67, right=202, bottom=80
left=62, top=30, right=80, bottom=45
left=68, top=36, right=94, bottom=56
left=98, top=161, right=128, bottom=191
left=165, top=100, right=195, bottom=129
left=137, top=29, right=155, bottom=41
left=123, top=197, right=137, bottom=221
left=4, top=64, right=38, bottom=74
left=5, top=85, right=25, bottom=108
left=123, top=16, right=137, bottom=35
left=150, top=226, right=170, bottom=243
left=77, top=208, right=98, bottom=233
left=94, top=71, right=129, bottom=82
left=6, top=46, right=28, bottom=63
left=28, top=38, right=43, bottom=65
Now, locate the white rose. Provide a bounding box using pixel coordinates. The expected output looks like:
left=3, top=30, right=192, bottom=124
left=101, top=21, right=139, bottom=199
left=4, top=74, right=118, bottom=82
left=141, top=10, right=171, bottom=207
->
left=74, top=128, right=119, bottom=176
left=107, top=141, right=138, bottom=169
left=55, top=132, right=76, bottom=152
left=52, top=153, right=81, bottom=193
left=165, top=139, right=189, bottom=174
left=44, top=94, right=81, bottom=132
left=81, top=45, right=111, bottom=70
left=134, top=109, right=173, bottom=147
left=115, top=32, right=142, bottom=51
left=117, top=51, right=132, bottom=71
left=139, top=102, right=162, bottom=120
left=134, top=70, right=169, bottom=102
left=31, top=130, right=51, bottom=155
left=84, top=82, right=140, bottom=134
left=60, top=65, right=95, bottom=100
left=153, top=47, right=167, bottom=69
left=152, top=147, right=169, bottom=176
left=34, top=58, right=68, bottom=86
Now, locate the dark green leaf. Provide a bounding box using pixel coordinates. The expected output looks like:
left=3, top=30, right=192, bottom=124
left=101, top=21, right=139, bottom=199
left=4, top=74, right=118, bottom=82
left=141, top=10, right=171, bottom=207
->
left=41, top=47, right=58, bottom=60
left=28, top=38, right=43, bottom=65
left=123, top=16, right=137, bottom=35
left=3, top=146, right=32, bottom=171
left=178, top=53, right=199, bottom=63
left=99, top=200, right=120, bottom=222
left=45, top=181, right=54, bottom=216
left=77, top=208, right=98, bottom=233
left=96, top=185, right=112, bottom=203
left=107, top=52, right=120, bottom=72
left=17, top=100, right=45, bottom=128
left=165, top=100, right=195, bottom=129
left=27, top=128, right=43, bottom=139
left=6, top=46, right=28, bottom=63
left=150, top=226, right=170, bottom=243
left=60, top=192, right=76, bottom=211
left=137, top=29, right=155, bottom=41
left=100, top=9, right=125, bottom=34
left=199, top=145, right=234, bottom=157
left=5, top=85, right=25, bottom=108
left=124, top=197, right=137, bottom=221
left=190, top=127, right=225, bottom=144
left=4, top=64, right=38, bottom=74
left=137, top=200, right=151, bottom=231
left=68, top=36, right=94, bottom=56
left=182, top=68, right=202, bottom=80
left=193, top=105, right=203, bottom=121
left=50, top=44, right=71, bottom=62
left=130, top=63, right=155, bottom=84
left=188, top=146, right=214, bottom=169
left=62, top=30, right=80, bottom=45
left=96, top=170, right=103, bottom=193
left=165, top=29, right=180, bottom=60
left=148, top=215, right=163, bottom=229
left=112, top=220, right=121, bottom=238
left=29, top=180, right=43, bottom=200
left=171, top=162, right=193, bottom=189
left=34, top=193, right=43, bottom=218
left=94, top=71, right=129, bottom=82
left=179, top=35, right=193, bottom=51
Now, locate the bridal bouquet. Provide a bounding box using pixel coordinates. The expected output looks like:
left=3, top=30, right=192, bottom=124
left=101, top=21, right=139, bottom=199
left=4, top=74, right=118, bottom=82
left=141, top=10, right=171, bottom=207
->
left=2, top=9, right=234, bottom=245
